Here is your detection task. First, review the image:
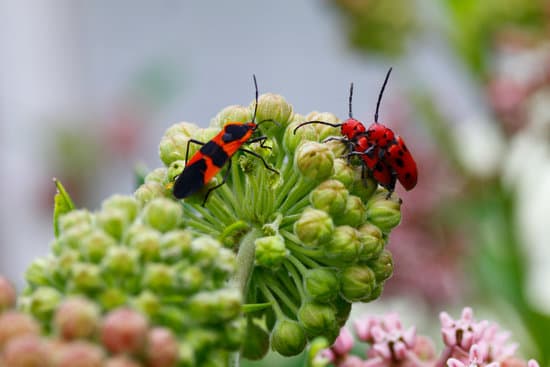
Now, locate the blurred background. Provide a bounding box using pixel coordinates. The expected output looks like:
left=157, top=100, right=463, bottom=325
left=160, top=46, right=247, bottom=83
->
left=1, top=0, right=550, bottom=365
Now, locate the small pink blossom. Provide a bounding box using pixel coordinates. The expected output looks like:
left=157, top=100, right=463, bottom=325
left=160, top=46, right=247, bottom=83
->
left=333, top=327, right=355, bottom=356
left=440, top=308, right=488, bottom=351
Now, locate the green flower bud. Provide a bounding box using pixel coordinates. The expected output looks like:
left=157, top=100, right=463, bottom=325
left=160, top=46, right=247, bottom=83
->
left=212, top=248, right=237, bottom=281
left=99, top=288, right=128, bottom=310
left=324, top=139, right=349, bottom=158
left=304, top=112, right=340, bottom=141
left=143, top=264, right=176, bottom=292
left=334, top=296, right=352, bottom=327
left=357, top=223, right=384, bottom=261
left=70, top=263, right=102, bottom=291
left=157, top=306, right=186, bottom=329
left=188, top=289, right=241, bottom=323
left=166, top=160, right=185, bottom=184
left=211, top=105, right=252, bottom=128
left=159, top=122, right=200, bottom=166
left=81, top=229, right=116, bottom=263
left=369, top=249, right=393, bottom=282
left=134, top=181, right=167, bottom=207
left=55, top=250, right=80, bottom=279
left=131, top=291, right=161, bottom=318
left=304, top=268, right=339, bottom=303
left=195, top=127, right=219, bottom=143
left=184, top=329, right=219, bottom=352
left=177, top=342, right=195, bottom=367
left=102, top=247, right=139, bottom=276
left=159, top=230, right=192, bottom=262
left=252, top=93, right=293, bottom=131
left=25, top=258, right=52, bottom=287
left=283, top=120, right=317, bottom=154
left=309, top=337, right=331, bottom=367
left=332, top=159, right=356, bottom=188
left=310, top=180, right=349, bottom=216
left=294, top=208, right=334, bottom=248
left=361, top=283, right=384, bottom=302
left=144, top=167, right=168, bottom=184
left=366, top=190, right=402, bottom=232
left=142, top=198, right=182, bottom=233
left=254, top=235, right=288, bottom=269
left=241, top=320, right=269, bottom=360
left=295, top=142, right=334, bottom=182
left=324, top=225, right=361, bottom=263
left=96, top=208, right=127, bottom=241
left=102, top=195, right=139, bottom=223
left=298, top=302, right=337, bottom=337
left=335, top=195, right=366, bottom=227
left=340, top=265, right=376, bottom=302
left=221, top=318, right=246, bottom=351
left=350, top=168, right=377, bottom=201
left=128, top=228, right=161, bottom=262
left=58, top=210, right=92, bottom=234
left=59, top=223, right=93, bottom=250
left=29, top=286, right=62, bottom=321
left=271, top=319, right=307, bottom=357
left=190, top=236, right=222, bottom=267
left=178, top=265, right=205, bottom=294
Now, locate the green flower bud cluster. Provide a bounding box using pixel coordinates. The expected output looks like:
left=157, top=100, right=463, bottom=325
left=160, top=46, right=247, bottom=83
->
left=22, top=195, right=242, bottom=366
left=148, top=92, right=403, bottom=359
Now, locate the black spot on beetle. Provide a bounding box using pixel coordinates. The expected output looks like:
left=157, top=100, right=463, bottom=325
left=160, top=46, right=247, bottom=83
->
left=395, top=158, right=405, bottom=168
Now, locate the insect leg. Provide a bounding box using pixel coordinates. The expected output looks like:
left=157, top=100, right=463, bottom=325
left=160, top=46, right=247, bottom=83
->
left=185, top=139, right=206, bottom=164
left=239, top=148, right=279, bottom=175
left=247, top=136, right=271, bottom=150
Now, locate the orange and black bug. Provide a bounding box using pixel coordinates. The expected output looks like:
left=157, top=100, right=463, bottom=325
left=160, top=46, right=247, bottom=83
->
left=172, top=75, right=278, bottom=205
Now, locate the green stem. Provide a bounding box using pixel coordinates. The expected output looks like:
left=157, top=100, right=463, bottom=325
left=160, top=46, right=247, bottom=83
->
left=261, top=271, right=299, bottom=314
left=283, top=259, right=306, bottom=299
left=231, top=228, right=261, bottom=297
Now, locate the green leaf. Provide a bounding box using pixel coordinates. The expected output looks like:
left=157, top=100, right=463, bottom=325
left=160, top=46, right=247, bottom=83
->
left=52, top=178, right=75, bottom=237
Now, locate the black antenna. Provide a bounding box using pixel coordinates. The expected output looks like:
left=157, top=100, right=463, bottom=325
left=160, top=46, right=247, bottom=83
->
left=252, top=74, right=259, bottom=122
left=374, top=67, right=392, bottom=123
left=348, top=83, right=354, bottom=118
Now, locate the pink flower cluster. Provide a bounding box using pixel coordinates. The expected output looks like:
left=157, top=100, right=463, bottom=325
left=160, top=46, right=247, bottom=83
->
left=317, top=307, right=539, bottom=367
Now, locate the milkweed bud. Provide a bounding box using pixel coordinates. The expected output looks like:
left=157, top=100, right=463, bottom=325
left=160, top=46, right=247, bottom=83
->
left=101, top=308, right=149, bottom=355
left=143, top=264, right=176, bottom=292
left=339, top=265, right=376, bottom=302
left=128, top=228, right=161, bottom=262
left=159, top=230, right=192, bottom=262
left=167, top=160, right=185, bottom=185
left=366, top=190, right=401, bottom=232
left=29, top=286, right=62, bottom=321
left=335, top=195, right=366, bottom=228
left=25, top=258, right=52, bottom=287
left=241, top=321, right=270, bottom=360
left=131, top=291, right=160, bottom=318
left=324, top=226, right=362, bottom=263
left=70, top=263, right=102, bottom=292
left=159, top=122, right=200, bottom=166
left=298, top=302, right=338, bottom=337
left=146, top=327, right=179, bottom=367
left=252, top=93, right=293, bottom=133
left=221, top=318, right=246, bottom=351
left=283, top=120, right=317, bottom=154
left=102, top=247, right=139, bottom=276
left=310, top=180, right=349, bottom=217
left=54, top=297, right=100, bottom=340
left=295, top=142, right=334, bottom=182
left=81, top=229, right=116, bottom=263
left=369, top=249, right=394, bottom=282
left=294, top=208, right=334, bottom=248
left=305, top=112, right=340, bottom=141
left=96, top=208, right=127, bottom=241
left=144, top=167, right=167, bottom=184
left=58, top=210, right=92, bottom=234
left=350, top=168, right=377, bottom=201
left=0, top=311, right=40, bottom=349
left=332, top=159, right=355, bottom=188
left=104, top=356, right=141, bottom=367
left=304, top=268, right=339, bottom=303
left=142, top=198, right=182, bottom=233
left=102, top=195, right=139, bottom=224
left=211, top=105, right=252, bottom=128
left=190, top=236, right=222, bottom=267
left=255, top=235, right=288, bottom=269
left=357, top=223, right=385, bottom=261
left=134, top=182, right=167, bottom=207
left=54, top=341, right=105, bottom=367
left=2, top=335, right=52, bottom=367
left=99, top=288, right=128, bottom=311
left=271, top=319, right=307, bottom=357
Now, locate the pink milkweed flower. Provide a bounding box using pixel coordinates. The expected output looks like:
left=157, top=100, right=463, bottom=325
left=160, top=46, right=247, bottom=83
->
left=477, top=323, right=518, bottom=362
left=440, top=308, right=489, bottom=351
left=446, top=344, right=499, bottom=367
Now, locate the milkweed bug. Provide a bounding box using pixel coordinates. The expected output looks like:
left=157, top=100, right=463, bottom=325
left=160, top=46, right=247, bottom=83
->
left=172, top=75, right=278, bottom=205
left=293, top=68, right=417, bottom=195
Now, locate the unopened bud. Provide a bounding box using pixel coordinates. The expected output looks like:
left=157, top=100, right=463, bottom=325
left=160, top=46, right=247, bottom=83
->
left=310, top=180, right=349, bottom=217
left=324, top=226, right=361, bottom=263
left=25, top=258, right=52, bottom=287
left=70, top=263, right=102, bottom=291
left=143, top=264, right=176, bottom=292
left=366, top=190, right=401, bottom=232
left=304, top=268, right=339, bottom=303
left=295, top=142, right=334, bottom=182
left=29, top=286, right=62, bottom=321
left=144, top=167, right=168, bottom=184
left=134, top=182, right=167, bottom=207
left=102, top=195, right=139, bottom=223
left=252, top=93, right=293, bottom=136
left=332, top=159, right=355, bottom=188
left=81, top=229, right=116, bottom=263
left=99, top=288, right=128, bottom=311
left=159, top=122, right=200, bottom=166
left=55, top=341, right=105, bottom=367
left=188, top=289, right=241, bottom=323
left=54, top=297, right=100, bottom=340
left=294, top=208, right=334, bottom=248
left=255, top=235, right=288, bottom=269
left=104, top=356, right=142, bottom=367
left=128, top=228, right=161, bottom=262
left=339, top=265, right=376, bottom=302
left=189, top=236, right=222, bottom=267
left=221, top=318, right=245, bottom=351
left=241, top=321, right=269, bottom=360
left=101, top=308, right=149, bottom=354
left=283, top=120, right=316, bottom=154
left=178, top=266, right=205, bottom=294
left=305, top=112, right=340, bottom=141
left=350, top=169, right=377, bottom=201
left=102, top=247, right=139, bottom=276
left=211, top=105, right=252, bottom=128
left=369, top=249, right=394, bottom=282
left=146, top=327, right=179, bottom=367
left=58, top=210, right=92, bottom=234
left=335, top=195, right=366, bottom=228
left=0, top=311, right=40, bottom=349
left=2, top=335, right=51, bottom=367
left=131, top=291, right=161, bottom=318
left=167, top=160, right=185, bottom=182
left=159, top=230, right=192, bottom=262
left=142, top=198, right=182, bottom=233
left=271, top=319, right=307, bottom=357
left=357, top=223, right=384, bottom=261
left=298, top=302, right=338, bottom=337
left=96, top=208, right=127, bottom=241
